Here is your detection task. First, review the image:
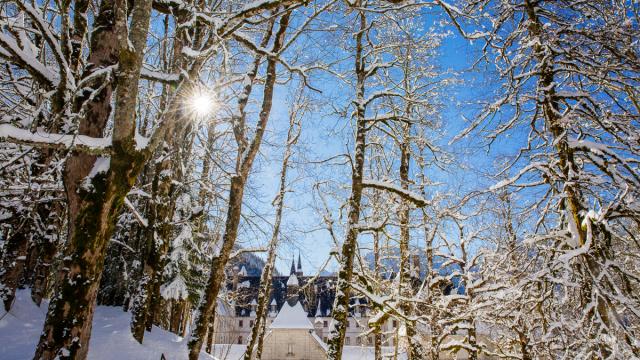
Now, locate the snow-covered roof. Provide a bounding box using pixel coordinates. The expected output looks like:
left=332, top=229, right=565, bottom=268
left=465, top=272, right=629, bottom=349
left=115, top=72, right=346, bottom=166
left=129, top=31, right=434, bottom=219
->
left=216, top=299, right=233, bottom=317
left=238, top=266, right=247, bottom=276
left=286, top=274, right=299, bottom=286
left=269, top=301, right=313, bottom=329
left=160, top=275, right=188, bottom=300
left=270, top=298, right=277, bottom=306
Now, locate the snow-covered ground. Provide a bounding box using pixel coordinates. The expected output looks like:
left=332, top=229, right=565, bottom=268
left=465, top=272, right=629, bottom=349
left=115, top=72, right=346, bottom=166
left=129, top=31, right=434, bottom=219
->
left=0, top=289, right=216, bottom=359
left=0, top=290, right=395, bottom=359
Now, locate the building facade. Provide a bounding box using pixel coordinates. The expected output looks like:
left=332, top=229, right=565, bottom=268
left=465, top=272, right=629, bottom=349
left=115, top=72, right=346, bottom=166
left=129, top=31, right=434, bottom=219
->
left=259, top=300, right=327, bottom=360
left=212, top=256, right=406, bottom=348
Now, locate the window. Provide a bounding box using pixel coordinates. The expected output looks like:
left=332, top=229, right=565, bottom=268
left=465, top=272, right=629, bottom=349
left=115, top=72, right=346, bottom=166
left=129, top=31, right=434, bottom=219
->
left=323, top=320, right=328, bottom=328
left=239, top=320, right=243, bottom=327
left=356, top=337, right=361, bottom=345
left=249, top=320, right=254, bottom=328
left=392, top=320, right=397, bottom=328
left=287, top=343, right=294, bottom=356
left=237, top=336, right=243, bottom=344
left=323, top=337, right=328, bottom=343
left=345, top=337, right=351, bottom=345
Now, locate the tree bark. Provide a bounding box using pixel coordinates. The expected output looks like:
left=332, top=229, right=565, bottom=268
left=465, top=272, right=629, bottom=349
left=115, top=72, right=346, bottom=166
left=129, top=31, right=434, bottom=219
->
left=397, top=123, right=424, bottom=359
left=33, top=0, right=153, bottom=357
left=131, top=132, right=181, bottom=343
left=524, top=1, right=613, bottom=356
left=0, top=217, right=30, bottom=311
left=327, top=7, right=367, bottom=359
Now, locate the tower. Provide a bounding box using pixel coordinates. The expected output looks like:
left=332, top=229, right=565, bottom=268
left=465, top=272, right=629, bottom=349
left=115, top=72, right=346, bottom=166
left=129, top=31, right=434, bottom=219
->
left=296, top=252, right=303, bottom=277
left=290, top=258, right=296, bottom=275
left=286, top=273, right=300, bottom=306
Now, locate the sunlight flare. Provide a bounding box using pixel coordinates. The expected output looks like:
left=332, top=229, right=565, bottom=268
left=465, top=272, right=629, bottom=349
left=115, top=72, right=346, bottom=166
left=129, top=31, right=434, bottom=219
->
left=187, top=89, right=215, bottom=119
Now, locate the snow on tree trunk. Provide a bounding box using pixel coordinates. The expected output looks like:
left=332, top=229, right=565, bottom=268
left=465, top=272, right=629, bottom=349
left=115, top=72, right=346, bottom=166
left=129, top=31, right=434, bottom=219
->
left=327, top=8, right=368, bottom=359
left=33, top=0, right=153, bottom=357
left=0, top=222, right=29, bottom=311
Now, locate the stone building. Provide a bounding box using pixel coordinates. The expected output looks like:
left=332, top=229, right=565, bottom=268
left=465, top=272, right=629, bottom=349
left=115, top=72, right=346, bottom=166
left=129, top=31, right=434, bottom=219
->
left=213, top=256, right=410, bottom=348
left=258, top=300, right=327, bottom=360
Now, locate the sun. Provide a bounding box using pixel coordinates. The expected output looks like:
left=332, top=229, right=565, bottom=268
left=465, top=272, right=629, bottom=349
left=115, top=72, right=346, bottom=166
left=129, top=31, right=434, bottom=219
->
left=187, top=89, right=215, bottom=118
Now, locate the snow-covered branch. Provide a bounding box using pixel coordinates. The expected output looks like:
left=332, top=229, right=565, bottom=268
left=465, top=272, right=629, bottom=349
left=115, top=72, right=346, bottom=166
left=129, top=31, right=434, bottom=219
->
left=362, top=179, right=428, bottom=207
left=0, top=124, right=112, bottom=154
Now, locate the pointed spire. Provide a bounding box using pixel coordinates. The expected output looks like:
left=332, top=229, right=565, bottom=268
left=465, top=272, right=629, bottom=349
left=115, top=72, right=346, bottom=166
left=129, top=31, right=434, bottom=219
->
left=290, top=258, right=295, bottom=275
left=297, top=252, right=302, bottom=270
left=315, top=299, right=322, bottom=318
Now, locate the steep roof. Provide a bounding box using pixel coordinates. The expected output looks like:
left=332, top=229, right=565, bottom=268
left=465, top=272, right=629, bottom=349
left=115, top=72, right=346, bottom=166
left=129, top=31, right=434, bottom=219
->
left=286, top=274, right=299, bottom=286
left=238, top=266, right=248, bottom=276
left=269, top=301, right=313, bottom=329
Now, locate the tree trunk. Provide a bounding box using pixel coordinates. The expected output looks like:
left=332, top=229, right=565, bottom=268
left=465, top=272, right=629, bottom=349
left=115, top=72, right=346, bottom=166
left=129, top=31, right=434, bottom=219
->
left=31, top=201, right=64, bottom=306
left=205, top=323, right=215, bottom=354
left=33, top=0, right=153, bottom=357
left=0, top=218, right=30, bottom=311
left=187, top=11, right=290, bottom=360
left=397, top=124, right=424, bottom=359
left=524, top=1, right=613, bottom=356
left=327, top=8, right=367, bottom=360
left=131, top=135, right=179, bottom=343
left=372, top=231, right=382, bottom=360
left=245, top=99, right=301, bottom=360
left=188, top=175, right=246, bottom=359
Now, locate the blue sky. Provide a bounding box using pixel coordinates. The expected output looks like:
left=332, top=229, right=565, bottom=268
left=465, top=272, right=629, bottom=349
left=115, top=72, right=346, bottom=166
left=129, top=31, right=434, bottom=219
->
left=234, top=7, right=517, bottom=276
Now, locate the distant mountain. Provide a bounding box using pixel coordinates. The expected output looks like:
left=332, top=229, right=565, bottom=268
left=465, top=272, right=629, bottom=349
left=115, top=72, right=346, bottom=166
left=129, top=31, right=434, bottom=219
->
left=363, top=248, right=465, bottom=294
left=319, top=269, right=336, bottom=276
left=363, top=247, right=447, bottom=279
left=228, top=249, right=281, bottom=277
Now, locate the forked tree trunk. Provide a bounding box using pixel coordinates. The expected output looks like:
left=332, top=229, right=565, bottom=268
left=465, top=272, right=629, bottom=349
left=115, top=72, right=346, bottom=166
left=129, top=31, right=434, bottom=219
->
left=33, top=0, right=153, bottom=357
left=26, top=0, right=90, bottom=311
left=130, top=7, right=193, bottom=343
